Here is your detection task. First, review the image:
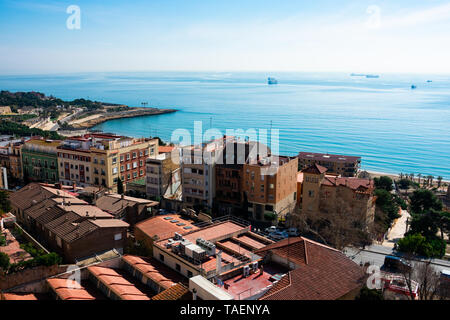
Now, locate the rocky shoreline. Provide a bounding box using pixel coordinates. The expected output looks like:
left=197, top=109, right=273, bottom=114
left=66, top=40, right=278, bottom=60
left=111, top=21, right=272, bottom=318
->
left=69, top=107, right=177, bottom=129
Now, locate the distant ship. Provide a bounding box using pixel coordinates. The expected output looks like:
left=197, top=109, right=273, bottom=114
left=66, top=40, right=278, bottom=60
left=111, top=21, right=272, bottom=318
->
left=268, top=77, right=278, bottom=85
left=350, top=73, right=379, bottom=78
left=427, top=80, right=432, bottom=83
left=411, top=85, right=417, bottom=89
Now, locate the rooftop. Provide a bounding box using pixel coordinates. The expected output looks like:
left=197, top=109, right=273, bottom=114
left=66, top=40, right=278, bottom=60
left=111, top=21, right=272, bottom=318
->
left=298, top=152, right=361, bottom=163
left=255, top=237, right=366, bottom=300
left=136, top=214, right=198, bottom=241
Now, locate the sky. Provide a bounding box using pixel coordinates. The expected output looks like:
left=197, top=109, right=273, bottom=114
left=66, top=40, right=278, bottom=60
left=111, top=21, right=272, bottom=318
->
left=1, top=0, right=450, bottom=74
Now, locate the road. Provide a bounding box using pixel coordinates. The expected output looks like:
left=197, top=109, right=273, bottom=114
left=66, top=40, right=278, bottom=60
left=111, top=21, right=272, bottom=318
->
left=382, top=209, right=410, bottom=248
left=343, top=244, right=450, bottom=273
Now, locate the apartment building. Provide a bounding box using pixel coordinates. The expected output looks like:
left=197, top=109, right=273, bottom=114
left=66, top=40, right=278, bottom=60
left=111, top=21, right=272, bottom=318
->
left=297, top=152, right=361, bottom=177
left=180, top=136, right=234, bottom=210
left=298, top=163, right=375, bottom=229
left=242, top=155, right=298, bottom=225
left=0, top=138, right=25, bottom=182
left=22, top=138, right=60, bottom=183
left=57, top=133, right=158, bottom=192
left=214, top=141, right=262, bottom=216
left=146, top=146, right=181, bottom=200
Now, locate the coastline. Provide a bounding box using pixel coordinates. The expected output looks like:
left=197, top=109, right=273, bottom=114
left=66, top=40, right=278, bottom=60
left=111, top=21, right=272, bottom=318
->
left=68, top=107, right=177, bottom=129
left=365, top=170, right=450, bottom=184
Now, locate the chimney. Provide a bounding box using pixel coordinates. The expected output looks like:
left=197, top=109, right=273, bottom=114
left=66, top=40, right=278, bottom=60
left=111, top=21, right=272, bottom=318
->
left=121, top=194, right=124, bottom=200
left=86, top=211, right=89, bottom=217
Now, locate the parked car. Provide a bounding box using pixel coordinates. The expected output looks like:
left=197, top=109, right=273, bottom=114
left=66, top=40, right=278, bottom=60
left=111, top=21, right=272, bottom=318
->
left=287, top=228, right=300, bottom=237
left=158, top=209, right=168, bottom=215
left=265, top=226, right=277, bottom=234
left=383, top=255, right=412, bottom=273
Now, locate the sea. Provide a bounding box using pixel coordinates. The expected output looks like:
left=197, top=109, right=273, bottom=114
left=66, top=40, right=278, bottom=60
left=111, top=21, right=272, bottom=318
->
left=0, top=71, right=449, bottom=179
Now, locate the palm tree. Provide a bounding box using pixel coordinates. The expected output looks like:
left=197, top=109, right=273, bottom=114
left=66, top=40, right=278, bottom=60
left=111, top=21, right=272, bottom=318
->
left=437, top=176, right=443, bottom=188
left=417, top=173, right=422, bottom=185
left=399, top=173, right=404, bottom=179
left=410, top=173, right=415, bottom=182
left=430, top=175, right=434, bottom=186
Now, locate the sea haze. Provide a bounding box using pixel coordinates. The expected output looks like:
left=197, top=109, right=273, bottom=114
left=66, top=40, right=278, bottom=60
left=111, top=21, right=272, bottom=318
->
left=0, top=71, right=449, bottom=179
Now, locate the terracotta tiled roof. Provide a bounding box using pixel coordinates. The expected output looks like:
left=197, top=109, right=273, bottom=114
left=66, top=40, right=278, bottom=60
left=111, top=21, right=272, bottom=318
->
left=123, top=255, right=185, bottom=290
left=301, top=163, right=328, bottom=174
left=45, top=212, right=99, bottom=243
left=47, top=278, right=97, bottom=300
left=1, top=293, right=38, bottom=300
left=136, top=214, right=198, bottom=241
left=88, top=266, right=151, bottom=300
left=322, top=176, right=374, bottom=191
left=256, top=237, right=365, bottom=300
left=95, top=194, right=156, bottom=216
left=158, top=146, right=175, bottom=153
left=151, top=283, right=191, bottom=300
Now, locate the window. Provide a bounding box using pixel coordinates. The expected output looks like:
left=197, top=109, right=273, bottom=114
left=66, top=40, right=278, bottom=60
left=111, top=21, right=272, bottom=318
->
left=308, top=190, right=314, bottom=197
left=176, top=264, right=181, bottom=271
left=121, top=165, right=124, bottom=172
left=187, top=270, right=193, bottom=278
left=126, top=154, right=130, bottom=160
left=133, top=172, right=138, bottom=178
left=270, top=183, right=274, bottom=189
left=133, top=161, right=137, bottom=168
left=159, top=254, right=164, bottom=262
left=127, top=163, right=131, bottom=170
left=86, top=166, right=89, bottom=172
left=132, top=152, right=137, bottom=159
left=140, top=151, right=143, bottom=157
left=114, top=233, right=122, bottom=241
left=112, top=157, right=117, bottom=164
left=112, top=167, right=118, bottom=174
left=120, top=155, right=124, bottom=162
left=139, top=160, right=143, bottom=166
left=140, top=169, right=144, bottom=176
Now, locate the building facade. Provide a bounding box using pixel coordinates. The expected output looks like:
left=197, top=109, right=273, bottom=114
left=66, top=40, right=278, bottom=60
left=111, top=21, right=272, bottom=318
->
left=22, top=138, right=60, bottom=183
left=297, top=152, right=361, bottom=177
left=297, top=163, right=376, bottom=230
left=242, top=155, right=298, bottom=225
left=56, top=134, right=158, bottom=192
left=146, top=146, right=181, bottom=200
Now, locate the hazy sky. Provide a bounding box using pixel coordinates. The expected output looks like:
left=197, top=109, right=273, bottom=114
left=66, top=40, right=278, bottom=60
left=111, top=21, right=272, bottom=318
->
left=1, top=0, right=450, bottom=74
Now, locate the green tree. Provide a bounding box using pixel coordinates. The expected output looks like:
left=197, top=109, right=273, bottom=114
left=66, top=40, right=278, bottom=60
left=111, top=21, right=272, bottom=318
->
left=397, top=233, right=434, bottom=257
left=409, top=189, right=443, bottom=215
left=374, top=176, right=393, bottom=192
left=0, top=252, right=10, bottom=271
left=437, top=176, right=443, bottom=188
left=117, top=178, right=124, bottom=195
left=355, top=286, right=384, bottom=300
left=0, top=190, right=11, bottom=213
left=398, top=178, right=411, bottom=190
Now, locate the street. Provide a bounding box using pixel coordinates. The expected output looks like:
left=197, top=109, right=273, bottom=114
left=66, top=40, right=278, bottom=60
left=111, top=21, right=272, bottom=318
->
left=343, top=244, right=450, bottom=274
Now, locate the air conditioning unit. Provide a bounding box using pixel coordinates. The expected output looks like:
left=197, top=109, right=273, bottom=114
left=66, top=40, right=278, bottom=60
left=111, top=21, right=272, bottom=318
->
left=174, top=232, right=182, bottom=240
left=251, top=261, right=258, bottom=272
left=243, top=265, right=250, bottom=277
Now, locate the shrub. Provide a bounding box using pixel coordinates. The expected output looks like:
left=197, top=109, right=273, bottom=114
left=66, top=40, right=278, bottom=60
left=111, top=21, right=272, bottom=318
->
left=0, top=252, right=10, bottom=271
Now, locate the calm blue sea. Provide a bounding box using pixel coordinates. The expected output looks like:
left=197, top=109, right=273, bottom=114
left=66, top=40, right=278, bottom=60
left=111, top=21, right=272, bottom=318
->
left=0, top=72, right=449, bottom=179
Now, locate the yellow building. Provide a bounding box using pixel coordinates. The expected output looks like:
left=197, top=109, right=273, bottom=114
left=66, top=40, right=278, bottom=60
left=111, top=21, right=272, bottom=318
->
left=57, top=133, right=158, bottom=192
